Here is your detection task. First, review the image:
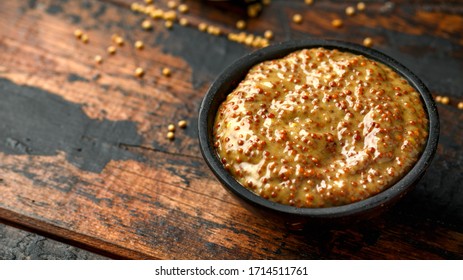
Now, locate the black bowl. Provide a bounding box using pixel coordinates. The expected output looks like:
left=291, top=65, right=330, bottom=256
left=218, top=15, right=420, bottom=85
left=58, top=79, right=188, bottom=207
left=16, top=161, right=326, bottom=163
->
left=198, top=39, right=439, bottom=227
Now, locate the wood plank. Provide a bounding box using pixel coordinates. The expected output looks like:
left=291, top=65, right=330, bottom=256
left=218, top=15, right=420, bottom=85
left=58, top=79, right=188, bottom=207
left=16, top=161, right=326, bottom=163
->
left=0, top=0, right=461, bottom=259
left=0, top=223, right=108, bottom=260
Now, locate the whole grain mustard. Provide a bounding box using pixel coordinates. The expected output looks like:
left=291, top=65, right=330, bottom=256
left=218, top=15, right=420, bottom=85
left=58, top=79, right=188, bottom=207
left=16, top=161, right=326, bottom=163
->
left=213, top=48, right=428, bottom=208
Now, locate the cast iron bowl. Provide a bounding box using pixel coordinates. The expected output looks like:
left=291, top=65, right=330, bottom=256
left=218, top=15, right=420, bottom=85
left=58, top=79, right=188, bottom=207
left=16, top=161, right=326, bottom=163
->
left=198, top=39, right=439, bottom=227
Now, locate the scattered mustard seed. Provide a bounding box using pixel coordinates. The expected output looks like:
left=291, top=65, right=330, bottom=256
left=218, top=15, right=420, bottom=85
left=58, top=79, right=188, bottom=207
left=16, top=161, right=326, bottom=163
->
left=151, top=9, right=164, bottom=19
left=457, top=102, right=463, bottom=110
left=134, top=67, right=145, bottom=78
left=236, top=20, right=246, bottom=30
left=441, top=96, right=450, bottom=105
left=264, top=30, right=273, bottom=40
left=107, top=46, right=116, bottom=55
left=247, top=4, right=262, bottom=18
left=357, top=2, right=366, bottom=11
left=138, top=6, right=147, bottom=14
left=165, top=20, right=173, bottom=29
left=262, top=0, right=271, bottom=5
left=178, top=4, right=189, bottom=13
left=305, top=0, right=314, bottom=5
left=178, top=120, right=187, bottom=128
left=74, top=29, right=83, bottom=39
left=94, top=55, right=103, bottom=64
left=142, top=19, right=153, bottom=30
left=292, top=14, right=303, bottom=24
left=130, top=3, right=140, bottom=12
left=251, top=37, right=262, bottom=48
left=198, top=22, right=208, bottom=32
left=363, top=37, right=373, bottom=47
left=179, top=18, right=189, bottom=26
left=145, top=0, right=153, bottom=4
left=167, top=131, right=175, bottom=140
left=168, top=124, right=176, bottom=132
left=260, top=38, right=270, bottom=48
left=164, top=10, right=177, bottom=21
left=162, top=67, right=171, bottom=77
left=81, top=34, right=89, bottom=43
left=167, top=1, right=177, bottom=9
left=244, top=34, right=255, bottom=46
left=345, top=6, right=355, bottom=16
left=115, top=36, right=124, bottom=46
left=134, top=40, right=144, bottom=50
left=331, top=19, right=343, bottom=28
left=435, top=95, right=442, bottom=103
left=228, top=31, right=269, bottom=48
left=207, top=25, right=221, bottom=36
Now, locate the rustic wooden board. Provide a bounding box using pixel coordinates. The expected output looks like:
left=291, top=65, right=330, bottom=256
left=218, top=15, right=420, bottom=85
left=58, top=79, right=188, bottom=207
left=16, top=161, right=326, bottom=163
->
left=0, top=0, right=462, bottom=259
left=0, top=223, right=108, bottom=259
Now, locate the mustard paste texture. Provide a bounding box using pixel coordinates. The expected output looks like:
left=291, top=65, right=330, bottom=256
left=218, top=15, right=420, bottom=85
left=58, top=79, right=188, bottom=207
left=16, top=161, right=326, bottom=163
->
left=213, top=48, right=428, bottom=207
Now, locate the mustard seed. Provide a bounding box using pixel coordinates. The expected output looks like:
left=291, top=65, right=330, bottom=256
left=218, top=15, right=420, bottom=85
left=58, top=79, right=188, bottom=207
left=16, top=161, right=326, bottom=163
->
left=163, top=10, right=177, bottom=21
left=74, top=29, right=83, bottom=39
left=178, top=4, right=189, bottom=13
left=264, top=30, right=273, bottom=40
left=244, top=34, right=255, bottom=46
left=363, top=37, right=373, bottom=47
left=292, top=14, right=303, bottom=24
left=435, top=96, right=442, bottom=102
left=262, top=0, right=271, bottom=5
left=81, top=34, right=89, bottom=43
left=198, top=22, right=208, bottom=32
left=260, top=38, right=270, bottom=48
left=357, top=2, right=366, bottom=11
left=441, top=96, right=450, bottom=105
left=168, top=124, right=176, bottom=132
left=331, top=19, right=343, bottom=28
left=145, top=0, right=153, bottom=4
left=107, top=46, right=116, bottom=55
left=457, top=102, right=463, bottom=110
left=345, top=6, right=355, bottom=16
left=94, top=55, right=103, bottom=64
left=142, top=19, right=153, bottom=30
left=305, top=0, right=313, bottom=5
left=162, top=67, right=171, bottom=77
left=130, top=3, right=140, bottom=12
left=134, top=40, right=144, bottom=49
left=167, top=131, right=175, bottom=140
left=134, top=67, right=144, bottom=77
left=236, top=20, right=246, bottom=30
left=151, top=9, right=164, bottom=19
left=165, top=20, right=173, bottom=29
left=179, top=18, right=189, bottom=26
left=178, top=120, right=187, bottom=128
left=115, top=36, right=124, bottom=46
left=167, top=1, right=177, bottom=9
left=247, top=4, right=262, bottom=18
left=207, top=25, right=221, bottom=36
left=138, top=7, right=147, bottom=14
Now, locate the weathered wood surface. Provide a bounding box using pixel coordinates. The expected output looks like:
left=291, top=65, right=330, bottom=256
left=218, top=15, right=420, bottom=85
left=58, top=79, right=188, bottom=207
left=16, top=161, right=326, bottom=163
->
left=0, top=223, right=108, bottom=260
left=0, top=0, right=462, bottom=259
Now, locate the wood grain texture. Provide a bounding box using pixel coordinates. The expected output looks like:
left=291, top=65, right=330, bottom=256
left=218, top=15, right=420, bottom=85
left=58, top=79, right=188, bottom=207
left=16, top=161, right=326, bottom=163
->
left=0, top=0, right=462, bottom=259
left=0, top=223, right=108, bottom=260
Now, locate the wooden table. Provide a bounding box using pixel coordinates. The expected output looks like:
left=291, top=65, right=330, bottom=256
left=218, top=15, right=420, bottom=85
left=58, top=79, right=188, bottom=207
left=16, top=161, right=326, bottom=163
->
left=0, top=0, right=462, bottom=259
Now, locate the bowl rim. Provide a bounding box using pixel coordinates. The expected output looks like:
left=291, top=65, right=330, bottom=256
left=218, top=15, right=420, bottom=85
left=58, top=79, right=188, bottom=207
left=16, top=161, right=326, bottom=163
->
left=198, top=39, right=439, bottom=219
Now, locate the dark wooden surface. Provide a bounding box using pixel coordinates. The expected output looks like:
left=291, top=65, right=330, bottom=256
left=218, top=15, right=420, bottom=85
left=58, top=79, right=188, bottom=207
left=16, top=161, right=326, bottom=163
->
left=0, top=0, right=462, bottom=259
left=0, top=223, right=107, bottom=259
